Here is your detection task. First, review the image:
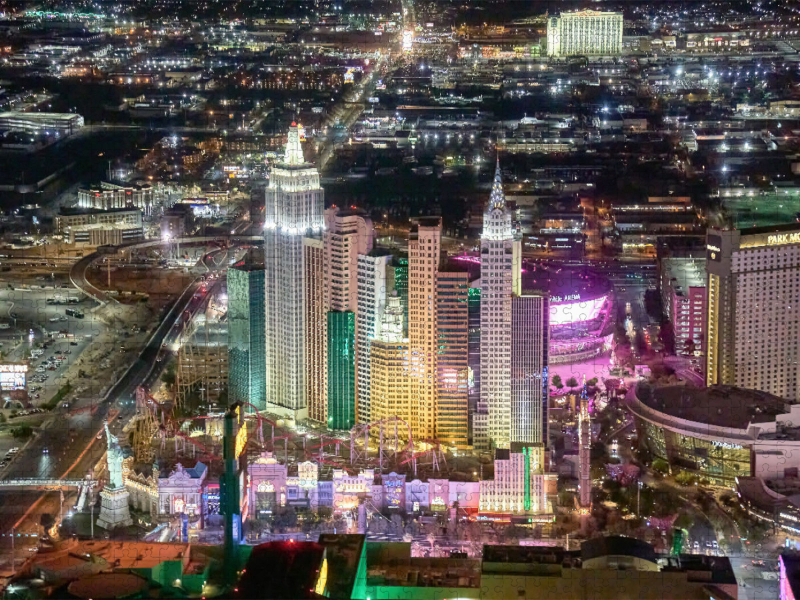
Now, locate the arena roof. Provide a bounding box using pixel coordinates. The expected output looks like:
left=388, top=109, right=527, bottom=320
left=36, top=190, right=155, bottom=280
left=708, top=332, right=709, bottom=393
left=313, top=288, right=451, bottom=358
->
left=637, top=384, right=789, bottom=430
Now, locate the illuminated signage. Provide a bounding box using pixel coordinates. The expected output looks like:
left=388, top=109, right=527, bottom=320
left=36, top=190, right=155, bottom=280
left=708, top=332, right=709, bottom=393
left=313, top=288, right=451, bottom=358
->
left=550, top=294, right=581, bottom=303
left=707, top=234, right=722, bottom=262
left=767, top=232, right=800, bottom=246
left=235, top=422, right=248, bottom=459
left=712, top=440, right=743, bottom=450
left=0, top=364, right=26, bottom=391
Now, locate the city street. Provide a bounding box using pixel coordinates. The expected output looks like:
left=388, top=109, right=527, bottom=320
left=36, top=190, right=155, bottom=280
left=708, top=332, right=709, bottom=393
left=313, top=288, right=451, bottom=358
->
left=0, top=247, right=232, bottom=573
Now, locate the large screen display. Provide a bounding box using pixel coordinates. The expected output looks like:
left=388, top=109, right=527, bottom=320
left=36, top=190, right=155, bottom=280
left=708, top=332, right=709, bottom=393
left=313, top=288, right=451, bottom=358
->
left=549, top=295, right=607, bottom=326
left=0, top=364, right=27, bottom=391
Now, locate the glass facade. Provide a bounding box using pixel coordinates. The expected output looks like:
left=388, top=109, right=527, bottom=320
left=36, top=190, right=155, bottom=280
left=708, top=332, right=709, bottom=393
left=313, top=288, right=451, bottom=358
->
left=391, top=256, right=409, bottom=339
left=327, top=311, right=356, bottom=430
left=636, top=419, right=751, bottom=484
left=228, top=264, right=266, bottom=411
left=468, top=287, right=481, bottom=446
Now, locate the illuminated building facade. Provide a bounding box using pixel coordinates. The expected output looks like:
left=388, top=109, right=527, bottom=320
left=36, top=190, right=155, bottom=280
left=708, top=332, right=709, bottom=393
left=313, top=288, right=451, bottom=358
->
left=546, top=11, right=623, bottom=57
left=408, top=218, right=442, bottom=441
left=369, top=294, right=410, bottom=428
left=511, top=293, right=549, bottom=445
left=479, top=443, right=547, bottom=515
left=480, top=161, right=521, bottom=450
left=228, top=259, right=266, bottom=411
left=631, top=384, right=800, bottom=486
left=705, top=225, right=800, bottom=401
left=356, top=250, right=392, bottom=425
left=578, top=384, right=591, bottom=508
left=324, top=208, right=373, bottom=429
left=660, top=257, right=706, bottom=356
left=332, top=468, right=375, bottom=513
left=248, top=453, right=320, bottom=515
left=122, top=460, right=207, bottom=521
left=304, top=238, right=326, bottom=423
left=264, top=123, right=324, bottom=419
left=436, top=269, right=470, bottom=448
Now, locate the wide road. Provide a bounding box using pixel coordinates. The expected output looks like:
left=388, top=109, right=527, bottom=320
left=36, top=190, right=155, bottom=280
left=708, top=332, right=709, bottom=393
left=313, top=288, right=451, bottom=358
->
left=0, top=248, right=230, bottom=556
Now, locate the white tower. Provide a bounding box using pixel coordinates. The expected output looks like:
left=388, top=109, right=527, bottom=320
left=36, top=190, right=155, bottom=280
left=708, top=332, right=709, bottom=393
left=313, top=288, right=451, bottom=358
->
left=480, top=160, right=517, bottom=449
left=264, top=123, right=324, bottom=419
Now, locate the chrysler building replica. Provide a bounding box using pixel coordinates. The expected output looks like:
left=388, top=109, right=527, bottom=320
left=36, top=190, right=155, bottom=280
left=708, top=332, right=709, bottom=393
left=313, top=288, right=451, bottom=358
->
left=264, top=124, right=324, bottom=418
left=479, top=160, right=520, bottom=449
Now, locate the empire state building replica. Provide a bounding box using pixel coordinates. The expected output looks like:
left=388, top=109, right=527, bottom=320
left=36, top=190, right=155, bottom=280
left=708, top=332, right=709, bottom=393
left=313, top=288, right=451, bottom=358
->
left=264, top=123, right=324, bottom=418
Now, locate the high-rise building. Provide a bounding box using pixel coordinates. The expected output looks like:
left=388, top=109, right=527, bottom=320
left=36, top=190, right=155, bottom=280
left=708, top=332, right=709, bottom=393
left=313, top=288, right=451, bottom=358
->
left=660, top=257, right=706, bottom=356
left=408, top=218, right=442, bottom=441
left=304, top=238, right=326, bottom=423
left=392, top=256, right=409, bottom=339
left=480, top=161, right=519, bottom=450
left=370, top=294, right=410, bottom=428
left=546, top=10, right=623, bottom=57
left=436, top=268, right=470, bottom=449
left=511, top=292, right=549, bottom=445
left=264, top=123, right=324, bottom=419
left=467, top=285, right=481, bottom=447
left=705, top=225, right=800, bottom=401
left=327, top=311, right=357, bottom=429
left=228, top=257, right=266, bottom=411
left=357, top=249, right=393, bottom=425
left=324, top=207, right=373, bottom=429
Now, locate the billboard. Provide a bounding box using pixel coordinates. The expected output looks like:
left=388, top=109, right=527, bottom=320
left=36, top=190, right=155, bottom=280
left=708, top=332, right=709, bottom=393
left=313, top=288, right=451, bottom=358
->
left=549, top=295, right=607, bottom=326
left=0, top=364, right=27, bottom=391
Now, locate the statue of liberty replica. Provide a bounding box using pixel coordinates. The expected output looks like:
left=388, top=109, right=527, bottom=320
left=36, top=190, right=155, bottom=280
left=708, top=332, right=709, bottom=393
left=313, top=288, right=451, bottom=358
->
left=96, top=421, right=133, bottom=530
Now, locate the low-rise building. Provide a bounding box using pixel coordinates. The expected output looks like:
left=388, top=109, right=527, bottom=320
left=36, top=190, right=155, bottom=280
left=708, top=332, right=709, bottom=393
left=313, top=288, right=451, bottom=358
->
left=55, top=207, right=145, bottom=245
left=0, top=111, right=84, bottom=136
left=77, top=181, right=154, bottom=214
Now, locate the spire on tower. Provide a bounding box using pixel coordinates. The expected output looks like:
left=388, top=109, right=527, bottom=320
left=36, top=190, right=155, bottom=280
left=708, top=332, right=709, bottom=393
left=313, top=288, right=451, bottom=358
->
left=489, top=158, right=505, bottom=210
left=283, top=123, right=305, bottom=165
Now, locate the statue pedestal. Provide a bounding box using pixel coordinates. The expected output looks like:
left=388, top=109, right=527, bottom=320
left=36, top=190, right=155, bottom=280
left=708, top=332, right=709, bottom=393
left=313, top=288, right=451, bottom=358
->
left=96, top=486, right=133, bottom=530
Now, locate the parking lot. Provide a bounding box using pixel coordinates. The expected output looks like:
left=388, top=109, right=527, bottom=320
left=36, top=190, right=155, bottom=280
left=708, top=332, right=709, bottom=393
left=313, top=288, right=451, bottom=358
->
left=0, top=287, right=104, bottom=404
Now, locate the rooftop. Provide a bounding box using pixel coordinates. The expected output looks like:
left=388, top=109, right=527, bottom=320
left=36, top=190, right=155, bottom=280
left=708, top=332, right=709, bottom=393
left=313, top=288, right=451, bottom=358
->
left=637, top=384, right=789, bottom=430
left=662, top=257, right=706, bottom=294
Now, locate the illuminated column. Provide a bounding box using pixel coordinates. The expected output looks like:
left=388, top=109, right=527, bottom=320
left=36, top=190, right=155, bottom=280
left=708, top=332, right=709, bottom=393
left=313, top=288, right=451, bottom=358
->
left=221, top=403, right=243, bottom=587
left=578, top=380, right=592, bottom=510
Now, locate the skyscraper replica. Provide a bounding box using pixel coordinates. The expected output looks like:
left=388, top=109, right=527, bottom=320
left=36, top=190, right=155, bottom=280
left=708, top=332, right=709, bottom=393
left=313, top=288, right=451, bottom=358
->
left=370, top=294, right=410, bottom=427
left=408, top=217, right=442, bottom=441
left=356, top=249, right=393, bottom=425
left=510, top=292, right=549, bottom=445
left=228, top=254, right=266, bottom=410
left=546, top=10, right=623, bottom=57
left=479, top=161, right=519, bottom=450
left=324, top=207, right=373, bottom=429
left=705, top=224, right=800, bottom=401
left=304, top=237, right=326, bottom=422
left=264, top=123, right=324, bottom=419
left=436, top=268, right=470, bottom=448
